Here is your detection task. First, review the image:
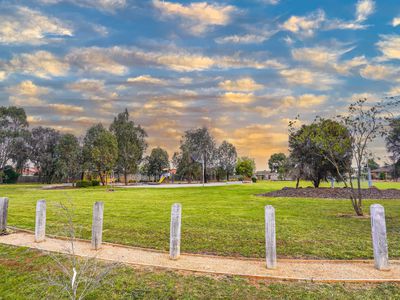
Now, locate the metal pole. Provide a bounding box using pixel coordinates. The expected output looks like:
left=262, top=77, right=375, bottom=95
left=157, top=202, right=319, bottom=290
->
left=202, top=154, right=205, bottom=187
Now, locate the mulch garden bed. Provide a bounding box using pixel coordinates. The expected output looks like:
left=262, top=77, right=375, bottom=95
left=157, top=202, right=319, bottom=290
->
left=258, top=187, right=400, bottom=199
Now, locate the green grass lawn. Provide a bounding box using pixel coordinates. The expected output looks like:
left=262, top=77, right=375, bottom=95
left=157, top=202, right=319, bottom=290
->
left=2, top=180, right=400, bottom=259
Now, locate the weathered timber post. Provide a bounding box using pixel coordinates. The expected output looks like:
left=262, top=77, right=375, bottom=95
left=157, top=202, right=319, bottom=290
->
left=265, top=205, right=277, bottom=269
left=370, top=204, right=389, bottom=270
left=35, top=200, right=46, bottom=242
left=170, top=203, right=182, bottom=260
left=0, top=197, right=9, bottom=234
left=91, top=202, right=104, bottom=250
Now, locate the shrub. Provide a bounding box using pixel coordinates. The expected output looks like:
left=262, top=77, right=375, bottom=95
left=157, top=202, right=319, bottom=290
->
left=75, top=180, right=92, bottom=188
left=91, top=180, right=100, bottom=186
left=251, top=176, right=257, bottom=183
left=379, top=172, right=386, bottom=180
left=3, top=166, right=19, bottom=184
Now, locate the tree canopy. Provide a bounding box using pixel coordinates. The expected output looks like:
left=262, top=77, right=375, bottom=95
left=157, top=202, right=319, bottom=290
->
left=235, top=157, right=256, bottom=179
left=83, top=123, right=118, bottom=185
left=110, top=109, right=147, bottom=185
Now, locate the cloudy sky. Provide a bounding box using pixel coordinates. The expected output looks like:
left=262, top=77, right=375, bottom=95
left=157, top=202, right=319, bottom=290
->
left=0, top=0, right=399, bottom=169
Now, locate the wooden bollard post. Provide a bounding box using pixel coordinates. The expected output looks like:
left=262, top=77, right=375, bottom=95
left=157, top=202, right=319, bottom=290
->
left=91, top=202, right=104, bottom=250
left=370, top=204, right=389, bottom=270
left=0, top=197, right=9, bottom=234
left=35, top=200, right=46, bottom=242
left=265, top=205, right=277, bottom=269
left=170, top=203, right=182, bottom=260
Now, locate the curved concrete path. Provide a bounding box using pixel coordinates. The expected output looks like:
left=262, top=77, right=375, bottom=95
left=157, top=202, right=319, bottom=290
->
left=1, top=232, right=400, bottom=283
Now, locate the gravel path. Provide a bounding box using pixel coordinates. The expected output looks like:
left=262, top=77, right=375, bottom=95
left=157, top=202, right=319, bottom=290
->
left=1, top=232, right=400, bottom=282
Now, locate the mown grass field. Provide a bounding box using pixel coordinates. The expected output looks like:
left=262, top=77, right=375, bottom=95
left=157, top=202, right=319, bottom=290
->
left=2, top=180, right=400, bottom=259
left=2, top=181, right=400, bottom=299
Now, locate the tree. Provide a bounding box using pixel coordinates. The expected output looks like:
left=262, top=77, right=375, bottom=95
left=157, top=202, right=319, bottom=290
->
left=288, top=120, right=348, bottom=188
left=0, top=106, right=29, bottom=181
left=147, top=147, right=169, bottom=180
left=367, top=158, right=379, bottom=171
left=55, top=134, right=82, bottom=183
left=110, top=109, right=147, bottom=185
left=29, top=127, right=61, bottom=183
left=216, top=141, right=237, bottom=181
left=235, top=157, right=256, bottom=179
left=180, top=127, right=216, bottom=183
left=83, top=124, right=118, bottom=186
left=172, top=146, right=201, bottom=182
left=386, top=117, right=400, bottom=179
left=268, top=153, right=288, bottom=180
left=339, top=99, right=392, bottom=216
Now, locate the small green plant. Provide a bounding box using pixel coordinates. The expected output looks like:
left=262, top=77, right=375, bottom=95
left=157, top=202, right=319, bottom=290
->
left=75, top=180, right=92, bottom=188
left=3, top=166, right=20, bottom=184
left=379, top=172, right=386, bottom=180
left=251, top=176, right=257, bottom=183
left=91, top=180, right=100, bottom=186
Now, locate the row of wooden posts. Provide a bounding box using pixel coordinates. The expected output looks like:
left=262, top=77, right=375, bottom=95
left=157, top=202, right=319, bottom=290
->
left=0, top=197, right=389, bottom=270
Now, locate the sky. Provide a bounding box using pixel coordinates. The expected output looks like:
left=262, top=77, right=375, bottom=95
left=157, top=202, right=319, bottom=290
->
left=0, top=0, right=399, bottom=170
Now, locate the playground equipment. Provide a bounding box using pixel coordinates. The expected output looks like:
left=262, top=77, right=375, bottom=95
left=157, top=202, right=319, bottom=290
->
left=159, top=170, right=172, bottom=184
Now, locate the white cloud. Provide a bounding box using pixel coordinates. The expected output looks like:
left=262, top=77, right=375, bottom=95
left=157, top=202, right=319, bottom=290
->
left=392, top=17, right=400, bottom=27
left=360, top=64, right=399, bottom=81
left=326, top=0, right=375, bottom=31
left=7, top=81, right=49, bottom=107
left=153, top=0, right=236, bottom=35
left=222, top=92, right=255, bottom=104
left=127, top=75, right=167, bottom=85
left=283, top=2, right=375, bottom=38
left=66, top=79, right=119, bottom=101
left=279, top=68, right=340, bottom=90
left=215, top=32, right=275, bottom=44
left=66, top=47, right=128, bottom=75
left=219, top=77, right=263, bottom=92
left=39, top=0, right=126, bottom=13
left=9, top=51, right=69, bottom=78
left=49, top=103, right=84, bottom=114
left=281, top=9, right=325, bottom=37
left=355, top=0, right=375, bottom=23
left=376, top=35, right=400, bottom=60
left=292, top=46, right=367, bottom=74
left=282, top=94, right=327, bottom=108
left=64, top=46, right=284, bottom=74
left=0, top=6, right=72, bottom=45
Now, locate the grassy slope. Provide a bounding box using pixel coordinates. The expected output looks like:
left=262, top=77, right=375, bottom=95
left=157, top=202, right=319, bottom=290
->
left=2, top=181, right=400, bottom=259
left=1, top=244, right=400, bottom=300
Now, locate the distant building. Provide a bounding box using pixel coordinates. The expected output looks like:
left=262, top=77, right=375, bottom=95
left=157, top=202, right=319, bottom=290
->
left=370, top=165, right=394, bottom=180
left=255, top=170, right=280, bottom=181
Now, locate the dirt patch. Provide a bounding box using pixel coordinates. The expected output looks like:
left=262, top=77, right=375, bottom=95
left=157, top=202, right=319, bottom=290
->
left=258, top=187, right=400, bottom=200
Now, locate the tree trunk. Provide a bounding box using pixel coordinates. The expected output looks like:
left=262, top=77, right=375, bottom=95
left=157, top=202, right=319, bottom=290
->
left=313, top=178, right=320, bottom=188
left=99, top=172, right=105, bottom=186
left=227, top=173, right=229, bottom=181
left=203, top=163, right=207, bottom=183
left=124, top=170, right=128, bottom=186
left=296, top=178, right=300, bottom=189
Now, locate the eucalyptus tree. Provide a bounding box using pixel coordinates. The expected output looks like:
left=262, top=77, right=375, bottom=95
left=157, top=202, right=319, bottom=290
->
left=0, top=106, right=29, bottom=180
left=181, top=127, right=216, bottom=183
left=216, top=141, right=237, bottom=181
left=83, top=124, right=118, bottom=186
left=55, top=133, right=82, bottom=183
left=110, top=109, right=147, bottom=185
left=29, top=127, right=61, bottom=183
left=147, top=147, right=169, bottom=180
